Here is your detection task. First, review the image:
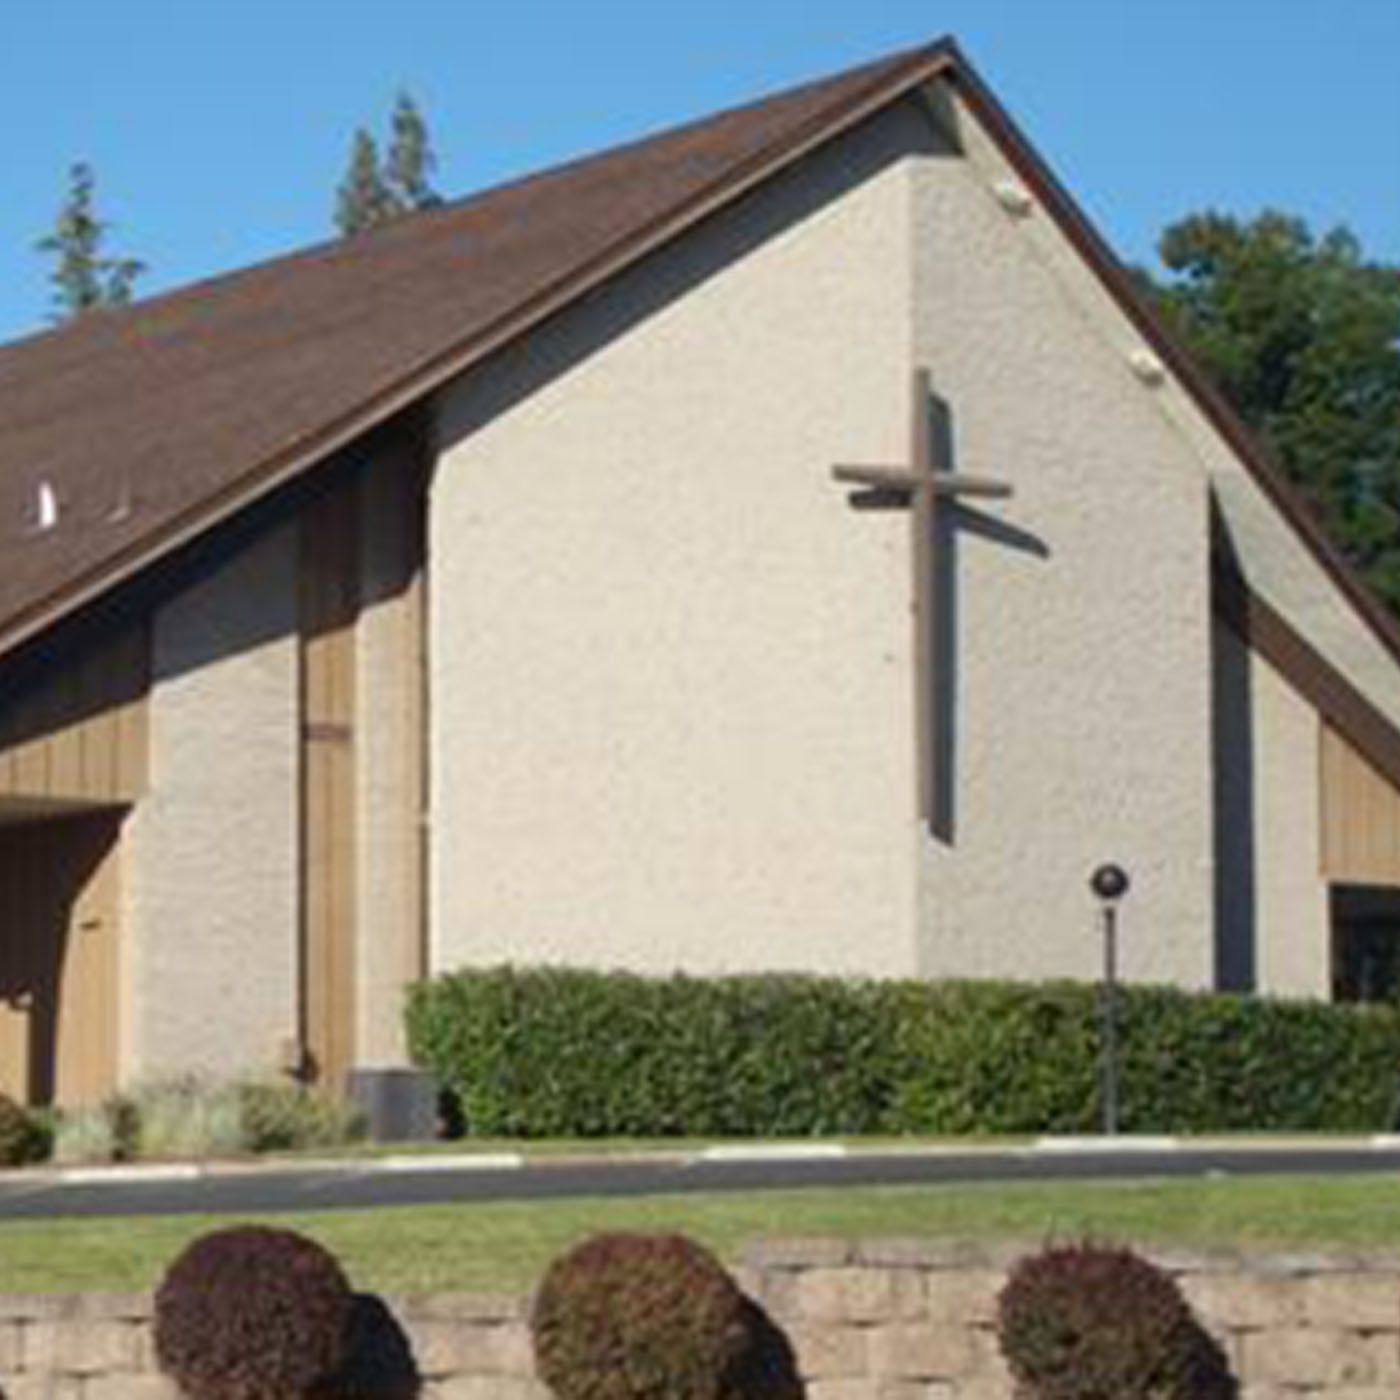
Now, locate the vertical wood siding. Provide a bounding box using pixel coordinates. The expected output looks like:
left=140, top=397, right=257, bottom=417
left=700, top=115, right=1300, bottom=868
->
left=0, top=813, right=122, bottom=1105
left=1321, top=723, right=1400, bottom=886
left=300, top=479, right=359, bottom=1090
left=0, top=629, right=148, bottom=804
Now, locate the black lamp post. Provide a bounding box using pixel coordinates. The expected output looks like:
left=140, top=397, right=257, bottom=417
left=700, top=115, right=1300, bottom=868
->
left=1090, top=863, right=1131, bottom=1135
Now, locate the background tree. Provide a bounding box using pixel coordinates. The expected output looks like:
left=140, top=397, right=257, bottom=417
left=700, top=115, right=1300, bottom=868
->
left=334, top=93, right=442, bottom=237
left=36, top=162, right=145, bottom=321
left=385, top=91, right=441, bottom=212
left=1143, top=211, right=1400, bottom=610
left=334, top=129, right=396, bottom=237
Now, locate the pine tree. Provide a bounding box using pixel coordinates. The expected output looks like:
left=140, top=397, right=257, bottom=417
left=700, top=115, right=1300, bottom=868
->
left=334, top=129, right=397, bottom=237
left=334, top=94, right=442, bottom=237
left=35, top=162, right=145, bottom=321
left=385, top=91, right=441, bottom=212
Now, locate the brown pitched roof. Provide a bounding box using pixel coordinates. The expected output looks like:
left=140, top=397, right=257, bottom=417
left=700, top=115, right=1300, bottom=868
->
left=3, top=32, right=1400, bottom=692
left=0, top=39, right=955, bottom=660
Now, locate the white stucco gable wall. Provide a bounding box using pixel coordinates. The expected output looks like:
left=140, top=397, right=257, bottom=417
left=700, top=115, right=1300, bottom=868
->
left=908, top=92, right=1216, bottom=985
left=922, top=81, right=1395, bottom=995
left=940, top=91, right=1400, bottom=736
left=428, top=78, right=1392, bottom=996
left=430, top=108, right=928, bottom=978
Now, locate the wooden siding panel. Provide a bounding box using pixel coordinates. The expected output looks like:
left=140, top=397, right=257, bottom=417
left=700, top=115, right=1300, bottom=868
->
left=1321, top=723, right=1400, bottom=886
left=53, top=819, right=121, bottom=1104
left=0, top=629, right=149, bottom=805
left=44, top=675, right=83, bottom=798
left=0, top=834, right=37, bottom=1102
left=0, top=813, right=122, bottom=1106
left=300, top=479, right=359, bottom=1090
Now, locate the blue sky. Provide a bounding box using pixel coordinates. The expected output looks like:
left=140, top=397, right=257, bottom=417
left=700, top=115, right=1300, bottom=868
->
left=2, top=1, right=1396, bottom=343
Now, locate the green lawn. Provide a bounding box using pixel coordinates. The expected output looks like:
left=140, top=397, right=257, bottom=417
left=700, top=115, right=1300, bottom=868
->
left=5, top=1172, right=1400, bottom=1293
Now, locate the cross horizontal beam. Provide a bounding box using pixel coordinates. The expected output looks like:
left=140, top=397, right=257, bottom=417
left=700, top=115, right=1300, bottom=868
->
left=832, top=464, right=1013, bottom=499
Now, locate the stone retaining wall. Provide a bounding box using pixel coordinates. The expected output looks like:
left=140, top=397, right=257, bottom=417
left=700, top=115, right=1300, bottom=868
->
left=2, top=1240, right=1398, bottom=1397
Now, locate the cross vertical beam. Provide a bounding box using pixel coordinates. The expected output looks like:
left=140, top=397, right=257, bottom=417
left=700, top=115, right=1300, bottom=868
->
left=909, top=367, right=938, bottom=826
left=832, top=368, right=1012, bottom=830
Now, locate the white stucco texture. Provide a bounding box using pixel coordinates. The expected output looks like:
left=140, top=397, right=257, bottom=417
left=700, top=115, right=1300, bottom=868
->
left=909, top=104, right=1214, bottom=985
left=428, top=81, right=1379, bottom=995
left=430, top=109, right=924, bottom=978
left=123, top=525, right=300, bottom=1080
left=1212, top=616, right=1329, bottom=997
left=941, top=82, right=1395, bottom=989
left=1248, top=647, right=1330, bottom=997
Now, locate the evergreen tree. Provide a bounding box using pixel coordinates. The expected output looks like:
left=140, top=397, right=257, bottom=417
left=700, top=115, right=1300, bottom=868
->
left=334, top=94, right=441, bottom=237
left=335, top=128, right=397, bottom=237
left=385, top=91, right=441, bottom=212
left=35, top=162, right=145, bottom=321
left=1145, top=211, right=1400, bottom=612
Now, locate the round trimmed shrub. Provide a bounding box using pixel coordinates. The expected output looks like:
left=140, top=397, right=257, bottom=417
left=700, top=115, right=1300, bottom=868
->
left=532, top=1231, right=756, bottom=1400
left=0, top=1092, right=49, bottom=1167
left=998, top=1243, right=1221, bottom=1400
left=154, top=1225, right=352, bottom=1400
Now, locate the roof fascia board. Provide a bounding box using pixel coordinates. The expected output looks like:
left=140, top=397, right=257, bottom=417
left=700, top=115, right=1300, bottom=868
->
left=0, top=43, right=956, bottom=664
left=938, top=42, right=1400, bottom=675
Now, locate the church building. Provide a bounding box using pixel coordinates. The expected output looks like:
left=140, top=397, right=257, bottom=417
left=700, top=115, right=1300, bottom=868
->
left=3, top=39, right=1400, bottom=1105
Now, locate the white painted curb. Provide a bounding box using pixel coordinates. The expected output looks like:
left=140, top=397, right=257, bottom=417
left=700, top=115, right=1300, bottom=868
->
left=1033, top=1136, right=1180, bottom=1153
left=58, top=1163, right=203, bottom=1185
left=373, top=1153, right=524, bottom=1173
left=697, top=1144, right=848, bottom=1163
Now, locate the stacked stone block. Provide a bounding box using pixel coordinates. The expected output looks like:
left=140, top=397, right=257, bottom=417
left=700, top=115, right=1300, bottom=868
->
left=1, top=1241, right=1398, bottom=1397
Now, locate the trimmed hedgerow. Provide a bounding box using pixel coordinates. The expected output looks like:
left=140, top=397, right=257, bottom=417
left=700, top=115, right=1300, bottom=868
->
left=154, top=1225, right=351, bottom=1400
left=406, top=966, right=1400, bottom=1137
left=887, top=979, right=1400, bottom=1133
left=532, top=1232, right=756, bottom=1400
left=998, top=1243, right=1233, bottom=1400
left=407, top=966, right=898, bottom=1137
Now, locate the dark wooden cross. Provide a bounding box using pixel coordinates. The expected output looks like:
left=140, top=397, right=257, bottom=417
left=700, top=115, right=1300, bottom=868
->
left=832, top=368, right=1013, bottom=828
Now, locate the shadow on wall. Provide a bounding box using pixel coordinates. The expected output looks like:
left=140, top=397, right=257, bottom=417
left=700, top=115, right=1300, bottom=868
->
left=436, top=101, right=953, bottom=459
left=1212, top=512, right=1258, bottom=992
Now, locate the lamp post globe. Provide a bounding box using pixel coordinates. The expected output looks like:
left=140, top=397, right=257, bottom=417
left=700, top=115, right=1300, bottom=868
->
left=1090, top=863, right=1130, bottom=903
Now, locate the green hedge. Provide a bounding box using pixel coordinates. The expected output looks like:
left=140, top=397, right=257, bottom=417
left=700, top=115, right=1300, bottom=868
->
left=405, top=966, right=1400, bottom=1137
